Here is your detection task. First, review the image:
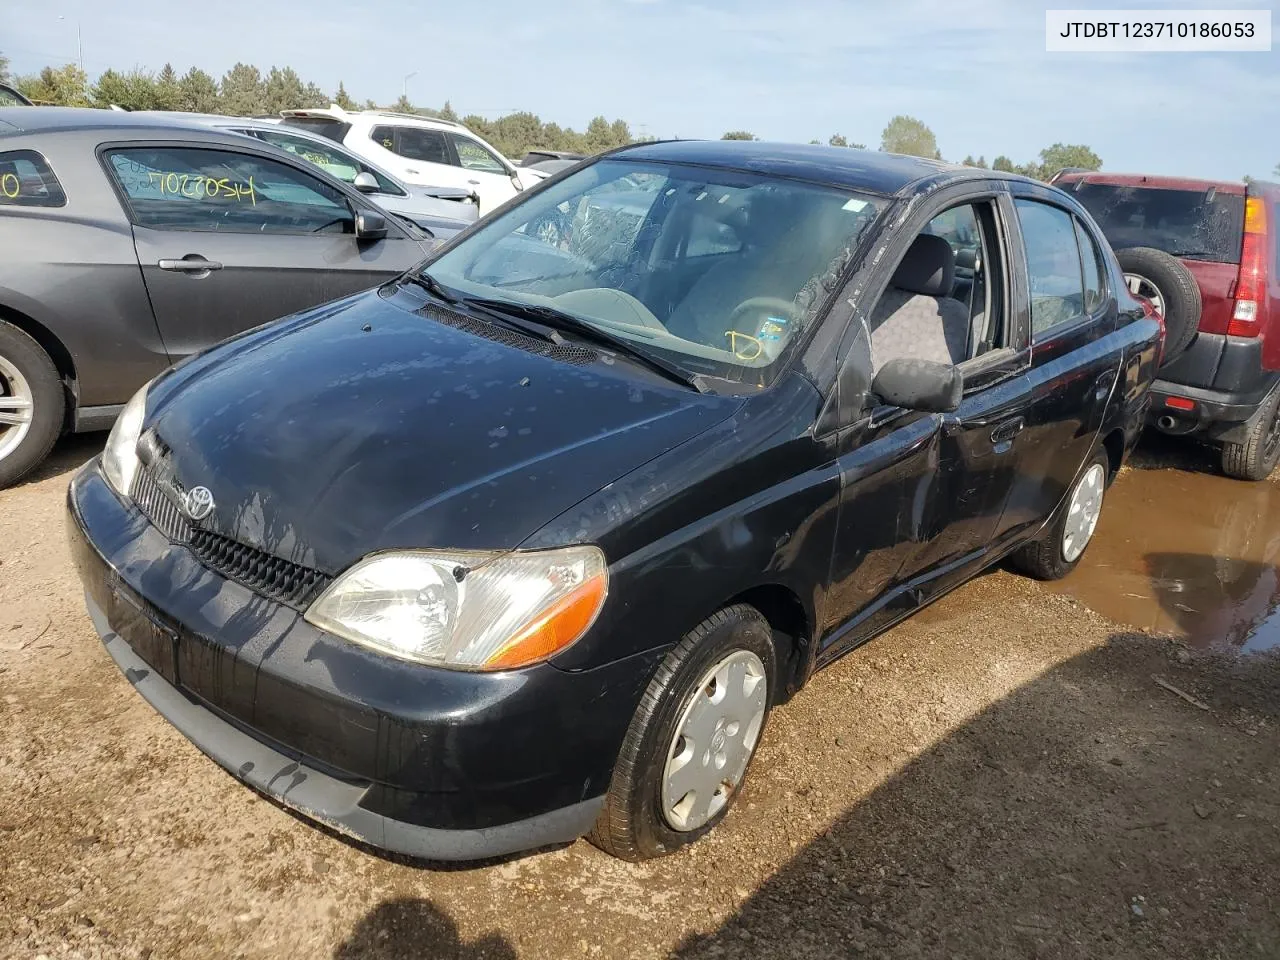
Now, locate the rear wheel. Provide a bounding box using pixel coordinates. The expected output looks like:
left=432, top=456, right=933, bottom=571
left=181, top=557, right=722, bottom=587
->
left=1115, top=247, right=1201, bottom=366
left=1010, top=448, right=1109, bottom=581
left=1221, top=387, right=1280, bottom=481
left=589, top=604, right=775, bottom=861
left=0, top=321, right=64, bottom=489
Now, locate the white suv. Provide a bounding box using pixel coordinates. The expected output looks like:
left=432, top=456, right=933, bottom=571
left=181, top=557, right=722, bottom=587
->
left=279, top=107, right=538, bottom=215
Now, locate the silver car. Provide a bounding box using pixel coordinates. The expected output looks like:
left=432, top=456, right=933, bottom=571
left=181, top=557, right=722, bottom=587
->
left=139, top=112, right=479, bottom=241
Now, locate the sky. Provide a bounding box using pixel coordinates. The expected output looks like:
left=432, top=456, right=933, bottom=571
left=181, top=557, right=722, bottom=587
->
left=6, top=0, right=1278, bottom=180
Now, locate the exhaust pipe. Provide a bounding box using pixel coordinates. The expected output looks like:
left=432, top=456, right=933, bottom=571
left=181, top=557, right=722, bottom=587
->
left=1157, top=415, right=1177, bottom=431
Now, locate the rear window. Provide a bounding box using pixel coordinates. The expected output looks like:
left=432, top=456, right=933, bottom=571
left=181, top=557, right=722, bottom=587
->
left=0, top=149, right=66, bottom=207
left=1072, top=182, right=1245, bottom=264
left=278, top=116, right=352, bottom=144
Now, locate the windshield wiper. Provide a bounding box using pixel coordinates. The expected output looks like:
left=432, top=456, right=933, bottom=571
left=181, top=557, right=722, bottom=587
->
left=402, top=270, right=459, bottom=305
left=460, top=296, right=710, bottom=393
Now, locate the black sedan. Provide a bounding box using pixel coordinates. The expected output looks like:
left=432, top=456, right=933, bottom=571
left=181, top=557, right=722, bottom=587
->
left=0, top=108, right=439, bottom=486
left=67, top=140, right=1162, bottom=862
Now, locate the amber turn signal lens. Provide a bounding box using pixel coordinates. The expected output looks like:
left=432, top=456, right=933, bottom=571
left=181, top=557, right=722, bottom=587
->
left=483, top=574, right=608, bottom=670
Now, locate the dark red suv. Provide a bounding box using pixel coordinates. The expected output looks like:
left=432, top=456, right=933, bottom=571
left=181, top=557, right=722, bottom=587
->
left=1056, top=172, right=1280, bottom=480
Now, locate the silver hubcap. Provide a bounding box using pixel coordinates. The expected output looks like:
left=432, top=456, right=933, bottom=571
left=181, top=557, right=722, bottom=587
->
left=1125, top=272, right=1165, bottom=318
left=1062, top=463, right=1106, bottom=563
left=0, top=354, right=34, bottom=464
left=662, top=649, right=768, bottom=832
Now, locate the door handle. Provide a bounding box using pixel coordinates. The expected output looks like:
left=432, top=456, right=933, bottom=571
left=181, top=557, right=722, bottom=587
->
left=990, top=417, right=1025, bottom=445
left=467, top=179, right=481, bottom=185
left=158, top=257, right=223, bottom=275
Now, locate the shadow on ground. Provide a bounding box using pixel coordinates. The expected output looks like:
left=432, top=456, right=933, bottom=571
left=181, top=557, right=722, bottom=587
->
left=670, top=635, right=1280, bottom=959
left=20, top=432, right=104, bottom=486
left=334, top=897, right=517, bottom=959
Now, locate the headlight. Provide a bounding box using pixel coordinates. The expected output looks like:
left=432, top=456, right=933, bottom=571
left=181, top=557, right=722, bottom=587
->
left=102, top=382, right=148, bottom=498
left=305, top=545, right=607, bottom=670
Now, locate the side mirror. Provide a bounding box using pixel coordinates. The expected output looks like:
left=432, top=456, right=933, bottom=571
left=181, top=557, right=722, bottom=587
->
left=355, top=209, right=388, bottom=241
left=352, top=171, right=380, bottom=193
left=871, top=358, right=962, bottom=413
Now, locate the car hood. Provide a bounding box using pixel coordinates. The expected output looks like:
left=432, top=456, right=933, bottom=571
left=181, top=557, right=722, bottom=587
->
left=145, top=287, right=740, bottom=575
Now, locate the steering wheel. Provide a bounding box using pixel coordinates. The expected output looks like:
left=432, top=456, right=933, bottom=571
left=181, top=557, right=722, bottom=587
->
left=727, top=297, right=799, bottom=332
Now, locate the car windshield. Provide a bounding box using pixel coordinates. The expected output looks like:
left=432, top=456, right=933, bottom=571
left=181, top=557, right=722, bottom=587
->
left=1072, top=182, right=1246, bottom=264
left=422, top=158, right=884, bottom=385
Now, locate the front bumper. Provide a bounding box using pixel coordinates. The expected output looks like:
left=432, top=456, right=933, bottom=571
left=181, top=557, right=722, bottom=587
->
left=67, top=463, right=660, bottom=861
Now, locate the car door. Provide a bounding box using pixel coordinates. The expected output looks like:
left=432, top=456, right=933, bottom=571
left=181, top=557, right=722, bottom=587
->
left=369, top=124, right=468, bottom=193
left=102, top=142, right=426, bottom=358
left=820, top=192, right=1033, bottom=656
left=994, top=192, right=1122, bottom=542
left=446, top=132, right=519, bottom=214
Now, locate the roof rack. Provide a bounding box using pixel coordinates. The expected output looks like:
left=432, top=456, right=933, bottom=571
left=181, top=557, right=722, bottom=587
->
left=366, top=110, right=464, bottom=128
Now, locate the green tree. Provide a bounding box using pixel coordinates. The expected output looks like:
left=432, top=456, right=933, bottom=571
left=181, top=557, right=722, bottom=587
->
left=362, top=98, right=378, bottom=110
left=992, top=155, right=1016, bottom=173
left=153, top=63, right=180, bottom=111
left=219, top=63, right=265, bottom=116
left=17, top=64, right=91, bottom=106
left=391, top=94, right=415, bottom=113
left=177, top=67, right=219, bottom=113
left=300, top=81, right=327, bottom=109
left=880, top=115, right=939, bottom=159
left=1035, top=142, right=1102, bottom=181
left=333, top=81, right=356, bottom=110
left=92, top=68, right=166, bottom=111
left=961, top=155, right=989, bottom=169
left=439, top=100, right=458, bottom=122
left=262, top=66, right=308, bottom=114
left=0, top=53, right=10, bottom=85
left=722, top=130, right=758, bottom=140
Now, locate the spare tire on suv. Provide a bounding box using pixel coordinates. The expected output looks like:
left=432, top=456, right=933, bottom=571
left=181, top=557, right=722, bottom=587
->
left=1115, top=247, right=1202, bottom=366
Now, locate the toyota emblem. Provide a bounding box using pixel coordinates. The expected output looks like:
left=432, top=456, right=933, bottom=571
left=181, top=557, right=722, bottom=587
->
left=184, top=485, right=215, bottom=521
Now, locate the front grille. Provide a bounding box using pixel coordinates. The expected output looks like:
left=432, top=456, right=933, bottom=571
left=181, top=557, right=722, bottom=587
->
left=189, top=529, right=330, bottom=608
left=130, top=460, right=330, bottom=611
left=423, top=305, right=598, bottom=366
left=131, top=464, right=192, bottom=542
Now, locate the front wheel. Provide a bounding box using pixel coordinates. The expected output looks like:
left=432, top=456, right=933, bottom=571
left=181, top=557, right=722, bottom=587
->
left=589, top=604, right=776, bottom=861
left=1010, top=449, right=1110, bottom=581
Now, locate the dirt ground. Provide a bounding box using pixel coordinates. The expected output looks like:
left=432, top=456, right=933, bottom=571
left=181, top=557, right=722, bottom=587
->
left=1, top=434, right=1278, bottom=960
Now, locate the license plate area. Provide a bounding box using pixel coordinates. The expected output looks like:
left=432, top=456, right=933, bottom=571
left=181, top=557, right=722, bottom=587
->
left=104, top=570, right=178, bottom=684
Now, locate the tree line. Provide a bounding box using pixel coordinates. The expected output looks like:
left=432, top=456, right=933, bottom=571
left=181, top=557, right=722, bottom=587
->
left=0, top=56, right=639, bottom=160
left=3, top=53, right=1273, bottom=180
left=723, top=116, right=1105, bottom=182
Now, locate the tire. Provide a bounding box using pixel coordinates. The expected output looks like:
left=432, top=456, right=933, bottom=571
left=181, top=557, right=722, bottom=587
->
left=1115, top=247, right=1201, bottom=366
left=1221, top=386, right=1280, bottom=481
left=1010, top=448, right=1110, bottom=581
left=0, top=321, right=64, bottom=489
left=589, top=604, right=777, bottom=861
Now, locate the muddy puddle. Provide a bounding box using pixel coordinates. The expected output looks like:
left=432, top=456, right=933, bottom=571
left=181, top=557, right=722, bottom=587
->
left=1047, top=467, right=1280, bottom=653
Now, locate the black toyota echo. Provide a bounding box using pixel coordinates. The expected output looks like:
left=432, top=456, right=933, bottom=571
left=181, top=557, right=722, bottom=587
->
left=68, top=141, right=1162, bottom=862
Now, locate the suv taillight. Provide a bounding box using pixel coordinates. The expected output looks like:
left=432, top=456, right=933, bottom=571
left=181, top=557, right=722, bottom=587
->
left=1228, top=197, right=1268, bottom=337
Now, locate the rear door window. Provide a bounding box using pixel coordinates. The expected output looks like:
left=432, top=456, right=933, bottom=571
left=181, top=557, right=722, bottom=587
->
left=106, top=147, right=354, bottom=235
left=0, top=150, right=67, bottom=207
left=388, top=128, right=450, bottom=165
left=249, top=128, right=404, bottom=196
left=1072, top=182, right=1245, bottom=264
left=1015, top=199, right=1086, bottom=337
left=1074, top=218, right=1106, bottom=314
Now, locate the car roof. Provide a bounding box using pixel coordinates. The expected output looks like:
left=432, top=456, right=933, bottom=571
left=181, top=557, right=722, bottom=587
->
left=0, top=106, right=226, bottom=136
left=1056, top=171, right=1249, bottom=196
left=281, top=106, right=466, bottom=131
left=612, top=139, right=1020, bottom=196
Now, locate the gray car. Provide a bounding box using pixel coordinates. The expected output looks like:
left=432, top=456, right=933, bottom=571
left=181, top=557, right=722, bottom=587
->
left=139, top=113, right=480, bottom=239
left=0, top=107, right=436, bottom=486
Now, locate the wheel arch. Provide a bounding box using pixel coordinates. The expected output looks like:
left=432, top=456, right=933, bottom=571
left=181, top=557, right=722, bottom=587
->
left=722, top=582, right=812, bottom=704
left=0, top=301, right=78, bottom=428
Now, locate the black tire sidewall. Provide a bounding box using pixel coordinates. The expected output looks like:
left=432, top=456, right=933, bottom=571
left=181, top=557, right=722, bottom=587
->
left=1115, top=247, right=1202, bottom=366
left=626, top=609, right=776, bottom=858
left=0, top=322, right=64, bottom=488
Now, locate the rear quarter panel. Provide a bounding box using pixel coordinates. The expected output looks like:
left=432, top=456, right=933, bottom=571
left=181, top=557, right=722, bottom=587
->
left=0, top=134, right=170, bottom=409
